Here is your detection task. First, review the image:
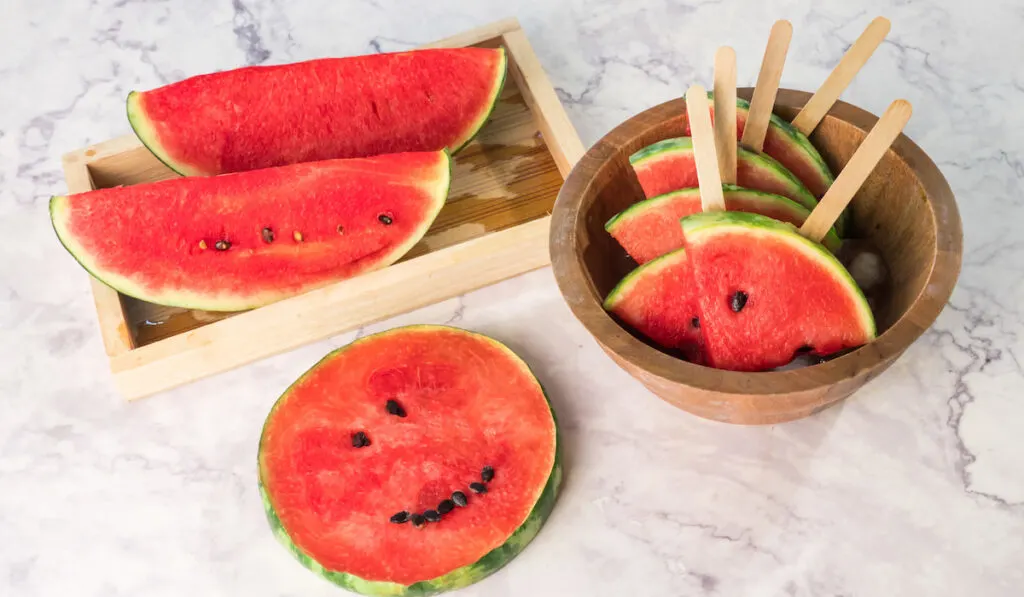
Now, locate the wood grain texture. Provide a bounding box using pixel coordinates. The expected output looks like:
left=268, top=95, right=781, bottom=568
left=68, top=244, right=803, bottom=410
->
left=713, top=47, right=737, bottom=184
left=741, top=20, right=792, bottom=152
left=791, top=16, right=891, bottom=136
left=685, top=85, right=726, bottom=212
left=550, top=87, right=963, bottom=425
left=60, top=151, right=135, bottom=357
left=59, top=20, right=583, bottom=400
left=801, top=99, right=912, bottom=242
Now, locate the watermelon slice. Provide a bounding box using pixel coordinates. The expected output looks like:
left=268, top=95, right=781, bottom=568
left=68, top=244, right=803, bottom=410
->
left=50, top=151, right=451, bottom=311
left=258, top=325, right=561, bottom=595
left=605, top=185, right=841, bottom=264
left=603, top=248, right=705, bottom=363
left=629, top=137, right=823, bottom=220
left=127, top=48, right=507, bottom=176
left=604, top=212, right=874, bottom=371
left=683, top=93, right=835, bottom=197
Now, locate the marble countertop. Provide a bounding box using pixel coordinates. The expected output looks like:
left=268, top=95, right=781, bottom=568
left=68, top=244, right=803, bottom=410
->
left=3, top=0, right=1022, bottom=595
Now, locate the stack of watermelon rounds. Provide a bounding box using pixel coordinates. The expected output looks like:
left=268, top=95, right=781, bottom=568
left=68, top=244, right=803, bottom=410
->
left=603, top=24, right=903, bottom=372
left=49, top=48, right=563, bottom=595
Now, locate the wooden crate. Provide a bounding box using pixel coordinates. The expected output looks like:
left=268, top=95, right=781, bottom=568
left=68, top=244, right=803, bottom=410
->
left=61, top=18, right=585, bottom=400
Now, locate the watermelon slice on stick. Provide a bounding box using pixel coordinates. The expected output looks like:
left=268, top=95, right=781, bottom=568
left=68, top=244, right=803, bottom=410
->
left=630, top=138, right=820, bottom=213
left=605, top=88, right=909, bottom=371
left=127, top=48, right=507, bottom=176
left=50, top=151, right=452, bottom=311
left=258, top=325, right=561, bottom=595
left=605, top=186, right=842, bottom=265
left=678, top=211, right=876, bottom=371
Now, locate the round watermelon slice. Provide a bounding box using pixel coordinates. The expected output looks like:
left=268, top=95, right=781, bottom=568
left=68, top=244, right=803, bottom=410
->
left=50, top=151, right=451, bottom=311
left=628, top=138, right=830, bottom=230
left=605, top=185, right=842, bottom=264
left=127, top=48, right=507, bottom=176
left=257, top=325, right=561, bottom=596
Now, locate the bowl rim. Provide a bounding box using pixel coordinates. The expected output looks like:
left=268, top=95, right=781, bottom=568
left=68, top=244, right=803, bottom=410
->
left=549, top=88, right=964, bottom=395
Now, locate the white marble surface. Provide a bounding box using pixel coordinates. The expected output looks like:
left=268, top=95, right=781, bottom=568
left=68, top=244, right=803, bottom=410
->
left=2, top=0, right=1023, bottom=595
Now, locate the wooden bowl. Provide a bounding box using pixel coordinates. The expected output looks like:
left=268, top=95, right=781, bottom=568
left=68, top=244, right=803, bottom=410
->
left=550, top=88, right=963, bottom=425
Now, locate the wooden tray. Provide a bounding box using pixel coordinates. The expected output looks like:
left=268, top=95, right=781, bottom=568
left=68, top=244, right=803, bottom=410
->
left=61, top=18, right=584, bottom=400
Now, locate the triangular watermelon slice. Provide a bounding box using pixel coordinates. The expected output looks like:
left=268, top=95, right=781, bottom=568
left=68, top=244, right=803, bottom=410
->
left=681, top=212, right=874, bottom=371
left=605, top=185, right=842, bottom=264
left=127, top=48, right=507, bottom=176
left=683, top=93, right=835, bottom=197
left=50, top=151, right=452, bottom=311
left=258, top=325, right=560, bottom=595
left=629, top=137, right=828, bottom=227
left=602, top=249, right=705, bottom=363
left=603, top=212, right=874, bottom=371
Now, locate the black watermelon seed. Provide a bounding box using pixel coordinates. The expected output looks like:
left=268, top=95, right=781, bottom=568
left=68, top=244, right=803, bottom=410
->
left=481, top=466, right=494, bottom=483
left=385, top=399, right=407, bottom=417
left=451, top=491, right=468, bottom=507
left=261, top=227, right=274, bottom=243
left=796, top=345, right=813, bottom=353
left=410, top=513, right=426, bottom=528
left=390, top=511, right=409, bottom=524
left=336, top=224, right=344, bottom=234
left=423, top=509, right=441, bottom=523
left=214, top=240, right=231, bottom=251
left=378, top=214, right=393, bottom=225
left=730, top=291, right=748, bottom=313
left=469, top=482, right=487, bottom=494
left=351, top=431, right=370, bottom=448
left=437, top=499, right=455, bottom=515
left=691, top=317, right=700, bottom=328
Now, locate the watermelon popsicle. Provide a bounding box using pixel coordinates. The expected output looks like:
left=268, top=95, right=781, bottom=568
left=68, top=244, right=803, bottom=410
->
left=605, top=84, right=912, bottom=371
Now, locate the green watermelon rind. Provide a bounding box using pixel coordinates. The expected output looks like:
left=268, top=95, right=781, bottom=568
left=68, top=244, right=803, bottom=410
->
left=603, top=185, right=843, bottom=254
left=126, top=49, right=507, bottom=176
left=602, top=247, right=688, bottom=312
left=628, top=137, right=819, bottom=211
left=680, top=211, right=876, bottom=339
left=449, top=47, right=508, bottom=154
left=126, top=91, right=198, bottom=177
left=698, top=92, right=836, bottom=193
left=48, top=151, right=453, bottom=312
left=256, top=324, right=562, bottom=597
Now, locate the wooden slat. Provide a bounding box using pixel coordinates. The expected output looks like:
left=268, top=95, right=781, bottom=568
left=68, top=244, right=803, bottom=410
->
left=501, top=28, right=586, bottom=176
left=110, top=216, right=552, bottom=399
left=60, top=152, right=135, bottom=357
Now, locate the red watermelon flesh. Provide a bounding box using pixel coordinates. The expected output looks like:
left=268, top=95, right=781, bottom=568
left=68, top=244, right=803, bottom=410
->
left=50, top=151, right=451, bottom=312
left=603, top=249, right=705, bottom=363
left=258, top=325, right=560, bottom=593
left=128, top=48, right=507, bottom=176
left=629, top=137, right=819, bottom=212
left=681, top=212, right=875, bottom=371
left=605, top=185, right=841, bottom=264
left=682, top=94, right=835, bottom=197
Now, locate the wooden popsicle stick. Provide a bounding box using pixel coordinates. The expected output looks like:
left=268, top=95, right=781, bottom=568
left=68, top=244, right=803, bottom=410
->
left=685, top=84, right=726, bottom=212
left=713, top=46, right=737, bottom=184
left=800, top=99, right=913, bottom=242
left=791, top=17, right=891, bottom=136
left=741, top=20, right=793, bottom=152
